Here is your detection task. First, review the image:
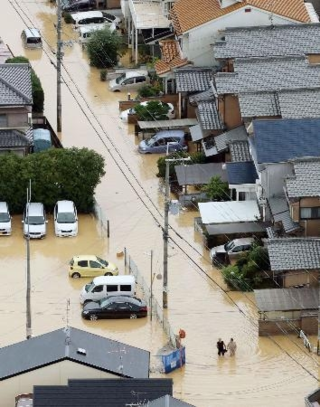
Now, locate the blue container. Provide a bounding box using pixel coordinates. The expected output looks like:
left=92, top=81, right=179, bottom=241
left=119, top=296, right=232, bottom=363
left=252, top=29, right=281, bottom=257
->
left=162, top=346, right=186, bottom=373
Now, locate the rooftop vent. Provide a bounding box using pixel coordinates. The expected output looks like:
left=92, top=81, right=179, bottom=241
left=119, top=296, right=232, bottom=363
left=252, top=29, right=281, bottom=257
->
left=77, top=348, right=87, bottom=356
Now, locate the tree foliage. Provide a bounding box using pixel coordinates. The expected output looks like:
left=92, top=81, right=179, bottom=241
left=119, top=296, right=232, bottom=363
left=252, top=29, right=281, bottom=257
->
left=0, top=148, right=105, bottom=213
left=201, top=175, right=229, bottom=201
left=136, top=84, right=162, bottom=98
left=86, top=28, right=125, bottom=68
left=157, top=151, right=206, bottom=178
left=6, top=56, right=44, bottom=113
left=134, top=101, right=169, bottom=121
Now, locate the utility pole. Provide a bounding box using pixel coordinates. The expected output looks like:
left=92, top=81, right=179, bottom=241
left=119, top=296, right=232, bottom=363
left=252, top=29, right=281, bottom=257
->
left=26, top=180, right=32, bottom=339
left=163, top=156, right=190, bottom=309
left=57, top=0, right=62, bottom=132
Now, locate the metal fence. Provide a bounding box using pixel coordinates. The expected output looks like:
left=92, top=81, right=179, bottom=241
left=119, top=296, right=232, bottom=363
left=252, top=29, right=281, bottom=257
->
left=93, top=199, right=110, bottom=237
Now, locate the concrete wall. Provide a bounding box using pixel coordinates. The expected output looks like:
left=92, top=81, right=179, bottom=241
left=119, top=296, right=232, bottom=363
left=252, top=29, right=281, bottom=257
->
left=182, top=8, right=295, bottom=66
left=282, top=270, right=319, bottom=288
left=260, top=162, right=293, bottom=200
left=0, top=360, right=117, bottom=407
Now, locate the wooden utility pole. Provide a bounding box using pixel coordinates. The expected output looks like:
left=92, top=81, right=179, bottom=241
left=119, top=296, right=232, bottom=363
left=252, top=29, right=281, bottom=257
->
left=57, top=0, right=62, bottom=132
left=26, top=180, right=32, bottom=339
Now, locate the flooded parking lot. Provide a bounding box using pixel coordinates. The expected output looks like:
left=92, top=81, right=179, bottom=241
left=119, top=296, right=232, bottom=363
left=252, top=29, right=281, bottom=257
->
left=0, top=1, right=320, bottom=406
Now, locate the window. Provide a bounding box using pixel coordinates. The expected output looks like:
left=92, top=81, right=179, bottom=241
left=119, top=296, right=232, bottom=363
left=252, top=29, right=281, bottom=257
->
left=0, top=115, right=7, bottom=127
left=300, top=207, right=320, bottom=219
left=92, top=285, right=103, bottom=293
left=244, top=7, right=251, bottom=12
left=77, top=260, right=88, bottom=267
left=124, top=78, right=134, bottom=85
left=120, top=284, right=131, bottom=292
left=90, top=260, right=101, bottom=268
left=106, top=285, right=118, bottom=292
left=231, top=245, right=243, bottom=253
left=136, top=76, right=146, bottom=83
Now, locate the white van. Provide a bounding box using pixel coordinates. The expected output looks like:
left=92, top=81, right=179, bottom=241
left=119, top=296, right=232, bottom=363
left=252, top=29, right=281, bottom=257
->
left=21, top=28, right=42, bottom=49
left=109, top=70, right=150, bottom=92
left=80, top=275, right=136, bottom=305
left=78, top=24, right=115, bottom=45
left=71, top=11, right=119, bottom=29
left=22, top=202, right=47, bottom=239
left=54, top=200, right=78, bottom=237
left=0, top=202, right=12, bottom=235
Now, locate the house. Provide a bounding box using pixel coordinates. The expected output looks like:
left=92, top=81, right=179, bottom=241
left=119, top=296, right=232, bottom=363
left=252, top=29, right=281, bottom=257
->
left=32, top=378, right=173, bottom=407
left=0, top=63, right=33, bottom=156
left=170, top=0, right=316, bottom=67
left=0, top=327, right=150, bottom=407
left=254, top=287, right=318, bottom=336
left=266, top=238, right=320, bottom=287
left=226, top=161, right=258, bottom=201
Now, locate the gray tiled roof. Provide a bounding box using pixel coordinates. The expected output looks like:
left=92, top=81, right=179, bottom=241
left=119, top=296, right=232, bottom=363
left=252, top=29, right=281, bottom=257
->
left=175, top=162, right=228, bottom=185
left=144, top=395, right=196, bottom=407
left=238, top=92, right=280, bottom=118
left=0, top=128, right=33, bottom=147
left=189, top=88, right=214, bottom=104
left=0, top=63, right=32, bottom=105
left=226, top=161, right=258, bottom=184
left=196, top=100, right=223, bottom=130
left=175, top=67, right=215, bottom=92
left=229, top=140, right=252, bottom=162
left=214, top=125, right=247, bottom=152
left=268, top=196, right=300, bottom=233
left=213, top=24, right=320, bottom=60
left=214, top=56, right=320, bottom=95
left=253, top=118, right=320, bottom=164
left=285, top=158, right=320, bottom=198
left=267, top=238, right=320, bottom=272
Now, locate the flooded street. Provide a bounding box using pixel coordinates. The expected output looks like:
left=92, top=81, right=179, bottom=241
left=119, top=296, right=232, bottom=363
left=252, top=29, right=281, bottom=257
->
left=1, top=1, right=320, bottom=405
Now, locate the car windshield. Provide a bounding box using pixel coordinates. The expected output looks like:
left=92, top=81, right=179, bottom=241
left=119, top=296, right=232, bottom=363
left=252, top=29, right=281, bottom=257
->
left=25, top=215, right=44, bottom=225
left=57, top=212, right=75, bottom=223
left=96, top=256, right=109, bottom=267
left=0, top=213, right=10, bottom=222
left=224, top=241, right=235, bottom=251
left=85, top=282, right=94, bottom=293
left=145, top=137, right=157, bottom=146
left=115, top=73, right=125, bottom=84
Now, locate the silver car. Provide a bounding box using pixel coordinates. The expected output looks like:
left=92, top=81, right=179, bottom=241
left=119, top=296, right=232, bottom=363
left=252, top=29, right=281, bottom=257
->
left=210, top=237, right=255, bottom=265
left=138, top=130, right=188, bottom=154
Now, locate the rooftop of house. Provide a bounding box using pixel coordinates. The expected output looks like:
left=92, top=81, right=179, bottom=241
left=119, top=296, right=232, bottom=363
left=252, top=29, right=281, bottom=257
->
left=189, top=88, right=215, bottom=104
left=268, top=196, right=301, bottom=234
left=252, top=118, right=320, bottom=164
left=229, top=139, right=252, bottom=162
left=213, top=23, right=320, bottom=60
left=285, top=158, right=320, bottom=198
left=0, top=127, right=33, bottom=148
left=0, top=63, right=33, bottom=105
left=0, top=327, right=150, bottom=380
left=175, top=162, right=228, bottom=186
left=196, top=100, right=223, bottom=130
left=175, top=67, right=215, bottom=93
left=33, top=378, right=173, bottom=407
left=267, top=238, right=320, bottom=272
left=170, top=0, right=310, bottom=35
left=214, top=125, right=248, bottom=152
left=214, top=55, right=320, bottom=95
left=155, top=40, right=189, bottom=76
left=226, top=161, right=258, bottom=185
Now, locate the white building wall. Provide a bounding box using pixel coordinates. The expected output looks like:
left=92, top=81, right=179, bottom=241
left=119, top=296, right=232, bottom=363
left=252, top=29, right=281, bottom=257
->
left=182, top=8, right=298, bottom=66
left=260, top=162, right=293, bottom=199
left=0, top=360, right=117, bottom=407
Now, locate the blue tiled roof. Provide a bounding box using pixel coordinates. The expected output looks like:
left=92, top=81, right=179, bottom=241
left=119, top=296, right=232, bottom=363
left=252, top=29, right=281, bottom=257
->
left=226, top=161, right=258, bottom=185
left=253, top=118, right=320, bottom=164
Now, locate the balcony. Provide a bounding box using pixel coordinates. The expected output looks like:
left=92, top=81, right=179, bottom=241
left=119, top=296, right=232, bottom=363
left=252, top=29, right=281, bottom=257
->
left=129, top=0, right=171, bottom=29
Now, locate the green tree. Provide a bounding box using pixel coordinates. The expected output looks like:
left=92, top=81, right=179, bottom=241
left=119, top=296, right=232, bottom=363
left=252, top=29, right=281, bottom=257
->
left=134, top=101, right=169, bottom=121
left=156, top=151, right=205, bottom=178
left=6, top=56, right=44, bottom=113
left=202, top=175, right=229, bottom=201
left=137, top=84, right=161, bottom=98
left=86, top=28, right=125, bottom=68
left=0, top=148, right=105, bottom=213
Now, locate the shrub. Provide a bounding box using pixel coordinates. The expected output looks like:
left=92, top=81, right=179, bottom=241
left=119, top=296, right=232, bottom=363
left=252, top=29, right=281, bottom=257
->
left=64, top=13, right=73, bottom=24
left=137, top=84, right=159, bottom=98
left=201, top=175, right=229, bottom=201
left=134, top=100, right=169, bottom=121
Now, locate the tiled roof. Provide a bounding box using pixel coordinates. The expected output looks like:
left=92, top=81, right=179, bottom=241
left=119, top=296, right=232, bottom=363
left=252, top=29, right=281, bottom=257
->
left=213, top=23, right=320, bottom=59
left=285, top=158, right=320, bottom=198
left=0, top=128, right=32, bottom=148
left=226, top=161, right=258, bottom=185
left=268, top=196, right=300, bottom=233
left=214, top=56, right=320, bottom=95
left=175, top=67, right=214, bottom=92
left=143, top=395, right=196, bottom=407
left=196, top=100, right=223, bottom=130
left=171, top=0, right=310, bottom=35
left=155, top=40, right=189, bottom=75
left=253, top=118, right=320, bottom=164
left=267, top=238, right=320, bottom=272
left=214, top=125, right=247, bottom=152
left=189, top=88, right=215, bottom=104
left=0, top=63, right=32, bottom=105
left=229, top=140, right=252, bottom=162
left=238, top=92, right=280, bottom=118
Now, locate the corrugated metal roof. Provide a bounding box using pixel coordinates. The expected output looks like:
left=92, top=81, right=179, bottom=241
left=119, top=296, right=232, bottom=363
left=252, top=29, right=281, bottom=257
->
left=175, top=162, right=228, bottom=186
left=199, top=200, right=261, bottom=224
left=205, top=221, right=267, bottom=236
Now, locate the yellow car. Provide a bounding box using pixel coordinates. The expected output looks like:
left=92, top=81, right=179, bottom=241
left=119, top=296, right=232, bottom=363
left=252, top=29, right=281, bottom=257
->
left=69, top=255, right=118, bottom=279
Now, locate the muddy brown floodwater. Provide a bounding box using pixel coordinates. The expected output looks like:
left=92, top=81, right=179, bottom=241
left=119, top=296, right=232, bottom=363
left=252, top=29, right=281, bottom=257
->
left=0, top=1, right=320, bottom=406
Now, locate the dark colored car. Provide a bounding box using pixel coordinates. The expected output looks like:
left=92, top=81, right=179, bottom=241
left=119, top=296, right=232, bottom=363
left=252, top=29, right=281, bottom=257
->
left=82, top=296, right=148, bottom=320
left=62, top=0, right=95, bottom=12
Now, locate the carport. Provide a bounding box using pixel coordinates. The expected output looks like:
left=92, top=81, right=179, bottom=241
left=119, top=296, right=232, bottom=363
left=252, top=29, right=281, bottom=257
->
left=136, top=118, right=198, bottom=138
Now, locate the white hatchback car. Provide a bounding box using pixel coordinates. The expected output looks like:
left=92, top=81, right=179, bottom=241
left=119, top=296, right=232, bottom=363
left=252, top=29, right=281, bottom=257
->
left=54, top=200, right=78, bottom=237
left=0, top=202, right=12, bottom=235
left=109, top=70, right=150, bottom=92
left=120, top=101, right=175, bottom=123
left=23, top=202, right=47, bottom=239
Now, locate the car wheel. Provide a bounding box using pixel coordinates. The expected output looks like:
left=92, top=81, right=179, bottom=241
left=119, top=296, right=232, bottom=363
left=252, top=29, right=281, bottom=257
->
left=90, top=314, right=98, bottom=321
left=130, top=314, right=137, bottom=319
left=71, top=272, right=81, bottom=279
left=105, top=272, right=113, bottom=276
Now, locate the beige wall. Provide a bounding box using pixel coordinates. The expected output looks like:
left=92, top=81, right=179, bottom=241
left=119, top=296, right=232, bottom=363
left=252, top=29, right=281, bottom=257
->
left=308, top=54, right=320, bottom=64
left=0, top=107, right=31, bottom=128
left=218, top=95, right=242, bottom=129
left=282, top=270, right=319, bottom=288
left=0, top=360, right=117, bottom=407
left=290, top=197, right=320, bottom=237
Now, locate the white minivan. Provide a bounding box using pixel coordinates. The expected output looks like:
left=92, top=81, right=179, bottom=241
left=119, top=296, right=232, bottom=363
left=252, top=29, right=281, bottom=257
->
left=0, top=202, right=12, bottom=235
left=23, top=202, right=47, bottom=239
left=80, top=275, right=136, bottom=305
left=54, top=200, right=78, bottom=237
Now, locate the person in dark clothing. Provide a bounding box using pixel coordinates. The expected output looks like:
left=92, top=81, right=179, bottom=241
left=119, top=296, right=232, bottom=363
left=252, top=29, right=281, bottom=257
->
left=217, top=338, right=227, bottom=356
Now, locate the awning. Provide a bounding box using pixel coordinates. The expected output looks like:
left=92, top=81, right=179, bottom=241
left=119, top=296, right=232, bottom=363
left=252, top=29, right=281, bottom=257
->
left=175, top=163, right=228, bottom=186
left=205, top=221, right=267, bottom=236
left=198, top=200, right=261, bottom=224
left=190, top=124, right=203, bottom=142
left=137, top=118, right=198, bottom=130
